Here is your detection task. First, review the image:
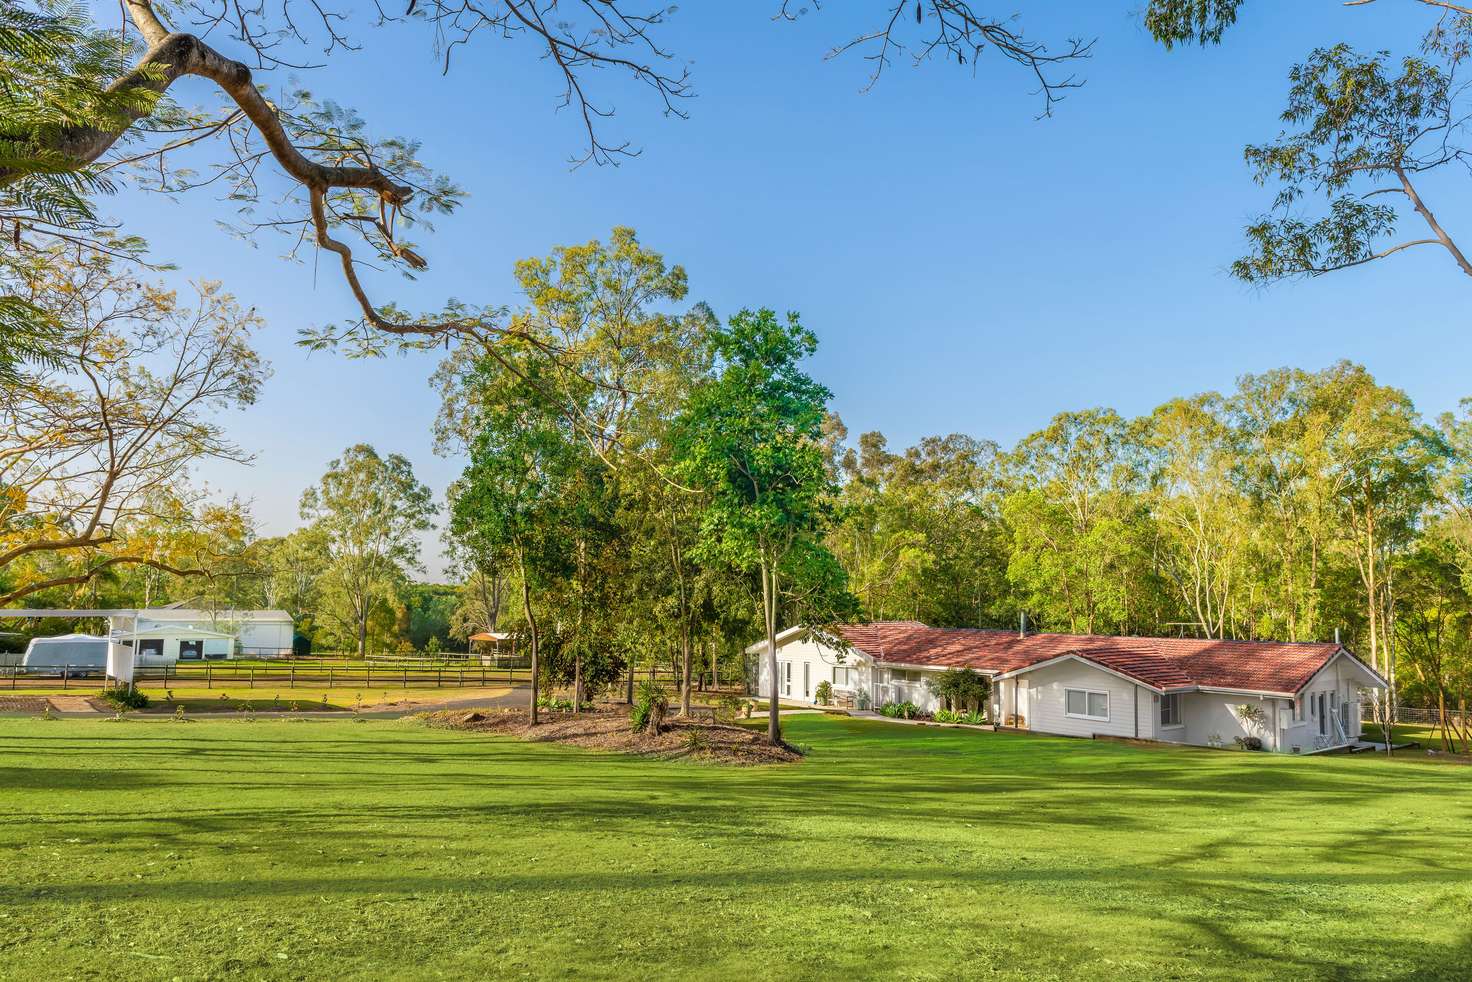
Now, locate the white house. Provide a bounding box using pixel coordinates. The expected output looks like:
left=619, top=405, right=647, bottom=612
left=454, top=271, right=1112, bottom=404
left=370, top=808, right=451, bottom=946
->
left=748, top=621, right=1389, bottom=754
left=0, top=605, right=296, bottom=666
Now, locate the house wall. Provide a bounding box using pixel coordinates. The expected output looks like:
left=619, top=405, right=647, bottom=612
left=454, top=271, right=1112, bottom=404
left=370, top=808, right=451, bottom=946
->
left=1280, top=653, right=1373, bottom=752
left=1015, top=659, right=1155, bottom=739
left=755, top=637, right=871, bottom=705
left=1154, top=692, right=1278, bottom=750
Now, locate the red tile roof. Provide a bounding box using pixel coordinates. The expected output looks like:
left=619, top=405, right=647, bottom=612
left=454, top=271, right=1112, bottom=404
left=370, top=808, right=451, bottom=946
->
left=835, top=622, right=1356, bottom=694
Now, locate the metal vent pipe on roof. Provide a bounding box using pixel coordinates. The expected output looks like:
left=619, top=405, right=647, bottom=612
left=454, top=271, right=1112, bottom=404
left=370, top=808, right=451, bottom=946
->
left=1019, top=611, right=1027, bottom=639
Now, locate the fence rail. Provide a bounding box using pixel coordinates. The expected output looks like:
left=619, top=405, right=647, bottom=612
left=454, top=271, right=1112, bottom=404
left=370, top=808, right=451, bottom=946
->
left=1, top=662, right=531, bottom=690
left=1384, top=705, right=1469, bottom=728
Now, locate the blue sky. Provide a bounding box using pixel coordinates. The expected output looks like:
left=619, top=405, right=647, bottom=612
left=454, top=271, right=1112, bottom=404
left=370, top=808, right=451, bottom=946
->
left=108, top=1, right=1472, bottom=578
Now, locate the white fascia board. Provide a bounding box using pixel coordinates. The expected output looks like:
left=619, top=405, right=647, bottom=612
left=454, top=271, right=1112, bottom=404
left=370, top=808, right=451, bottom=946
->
left=1296, top=647, right=1388, bottom=693
left=742, top=625, right=814, bottom=656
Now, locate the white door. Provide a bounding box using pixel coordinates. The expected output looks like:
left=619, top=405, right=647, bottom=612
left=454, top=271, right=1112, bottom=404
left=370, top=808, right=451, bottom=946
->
left=803, top=663, right=810, bottom=699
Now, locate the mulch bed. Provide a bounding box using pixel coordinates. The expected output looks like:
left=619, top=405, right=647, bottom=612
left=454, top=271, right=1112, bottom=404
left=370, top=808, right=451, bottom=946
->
left=419, top=706, right=803, bottom=766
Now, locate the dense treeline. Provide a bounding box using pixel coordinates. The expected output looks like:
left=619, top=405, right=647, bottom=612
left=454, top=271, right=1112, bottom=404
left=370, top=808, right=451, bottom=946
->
left=830, top=363, right=1472, bottom=741
left=9, top=229, right=1472, bottom=746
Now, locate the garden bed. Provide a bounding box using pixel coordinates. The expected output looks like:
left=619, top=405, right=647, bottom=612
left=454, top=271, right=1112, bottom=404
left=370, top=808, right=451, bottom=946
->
left=418, top=706, right=803, bottom=765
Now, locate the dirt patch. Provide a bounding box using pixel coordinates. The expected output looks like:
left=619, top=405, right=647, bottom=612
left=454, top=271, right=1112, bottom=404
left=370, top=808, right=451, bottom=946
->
left=419, top=706, right=803, bottom=766
left=0, top=696, right=52, bottom=713
left=46, top=695, right=105, bottom=713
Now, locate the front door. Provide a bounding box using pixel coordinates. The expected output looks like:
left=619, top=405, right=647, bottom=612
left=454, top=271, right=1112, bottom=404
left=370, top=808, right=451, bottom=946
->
left=803, top=663, right=810, bottom=699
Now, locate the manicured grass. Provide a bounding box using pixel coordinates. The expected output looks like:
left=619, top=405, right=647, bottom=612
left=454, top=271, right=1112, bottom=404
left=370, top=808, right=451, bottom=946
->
left=2, top=716, right=1470, bottom=980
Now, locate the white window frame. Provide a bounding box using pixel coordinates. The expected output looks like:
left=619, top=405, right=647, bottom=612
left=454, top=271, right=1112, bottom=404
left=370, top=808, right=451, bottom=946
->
left=1292, top=697, right=1304, bottom=722
left=782, top=661, right=791, bottom=696
left=1160, top=692, right=1183, bottom=728
left=1065, top=687, right=1110, bottom=722
left=833, top=665, right=852, bottom=687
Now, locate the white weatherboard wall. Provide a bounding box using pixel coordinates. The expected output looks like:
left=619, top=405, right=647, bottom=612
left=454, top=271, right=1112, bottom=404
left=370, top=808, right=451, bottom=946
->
left=1157, top=692, right=1277, bottom=750
left=755, top=636, right=870, bottom=704
left=1018, top=659, right=1156, bottom=740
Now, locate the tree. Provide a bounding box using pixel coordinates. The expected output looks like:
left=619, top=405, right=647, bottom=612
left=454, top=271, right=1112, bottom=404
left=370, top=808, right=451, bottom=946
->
left=1145, top=0, right=1472, bottom=284
left=673, top=308, right=855, bottom=745
left=0, top=245, right=266, bottom=605
left=449, top=357, right=583, bottom=724
left=1395, top=530, right=1472, bottom=752
left=929, top=668, right=990, bottom=713
left=299, top=445, right=436, bottom=657
left=830, top=427, right=1011, bottom=627
left=1144, top=395, right=1251, bottom=639
left=1003, top=409, right=1161, bottom=635
left=2, top=1, right=1089, bottom=358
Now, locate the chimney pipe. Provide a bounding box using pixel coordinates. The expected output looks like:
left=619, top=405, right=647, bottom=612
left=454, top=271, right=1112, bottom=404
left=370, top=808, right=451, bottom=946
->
left=1334, top=627, right=1341, bottom=645
left=1020, top=612, right=1027, bottom=639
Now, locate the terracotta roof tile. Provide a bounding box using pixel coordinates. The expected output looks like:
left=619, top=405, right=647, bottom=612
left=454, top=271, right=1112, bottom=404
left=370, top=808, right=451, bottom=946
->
left=835, top=622, right=1350, bottom=694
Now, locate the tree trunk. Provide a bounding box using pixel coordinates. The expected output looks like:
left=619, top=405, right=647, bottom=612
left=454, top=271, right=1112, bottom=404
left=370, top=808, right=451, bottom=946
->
left=680, top=628, right=692, bottom=717
left=520, top=560, right=539, bottom=725
left=762, top=559, right=781, bottom=746
left=573, top=653, right=582, bottom=714
left=626, top=657, right=634, bottom=704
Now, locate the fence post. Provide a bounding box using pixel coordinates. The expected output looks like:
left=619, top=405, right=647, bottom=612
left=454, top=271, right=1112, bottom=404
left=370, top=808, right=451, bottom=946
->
left=207, top=663, right=212, bottom=689
left=438, top=667, right=443, bottom=687
left=290, top=666, right=295, bottom=689
left=63, top=665, right=69, bottom=690
left=404, top=667, right=408, bottom=689
left=459, top=669, right=464, bottom=687
left=329, top=667, right=333, bottom=688
left=480, top=664, right=485, bottom=687
left=250, top=667, right=255, bottom=689
left=367, top=666, right=371, bottom=687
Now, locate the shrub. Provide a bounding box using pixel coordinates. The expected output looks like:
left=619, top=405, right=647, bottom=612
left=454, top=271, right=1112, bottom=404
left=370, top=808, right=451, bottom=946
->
left=934, top=708, right=961, bottom=724
left=1234, top=703, right=1266, bottom=729
left=878, top=701, right=920, bottom=720
left=537, top=696, right=576, bottom=712
left=929, top=668, right=991, bottom=714
left=856, top=689, right=872, bottom=711
left=630, top=680, right=669, bottom=734
left=99, top=686, right=149, bottom=710
left=1233, top=735, right=1264, bottom=751
left=814, top=680, right=833, bottom=706
left=715, top=695, right=743, bottom=724
left=959, top=710, right=987, bottom=726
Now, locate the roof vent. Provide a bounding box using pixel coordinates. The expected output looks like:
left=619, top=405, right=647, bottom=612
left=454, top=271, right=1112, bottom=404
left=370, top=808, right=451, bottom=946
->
left=1019, top=611, right=1027, bottom=639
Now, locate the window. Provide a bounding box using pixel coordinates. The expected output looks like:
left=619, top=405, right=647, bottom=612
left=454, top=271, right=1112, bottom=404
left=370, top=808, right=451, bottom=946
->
left=833, top=665, right=852, bottom=687
left=1065, top=688, right=1109, bottom=721
left=1160, top=693, right=1181, bottom=727
left=782, top=662, right=791, bottom=696
left=891, top=669, right=915, bottom=684
left=1292, top=697, right=1304, bottom=722
left=803, top=662, right=810, bottom=698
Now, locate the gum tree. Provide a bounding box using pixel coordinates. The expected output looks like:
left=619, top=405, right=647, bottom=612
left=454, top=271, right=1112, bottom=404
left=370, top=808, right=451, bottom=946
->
left=673, top=308, right=854, bottom=745
left=299, top=445, right=436, bottom=658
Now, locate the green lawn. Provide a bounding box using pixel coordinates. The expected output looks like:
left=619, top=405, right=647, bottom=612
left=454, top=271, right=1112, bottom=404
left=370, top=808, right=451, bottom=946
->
left=2, top=716, right=1470, bottom=980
